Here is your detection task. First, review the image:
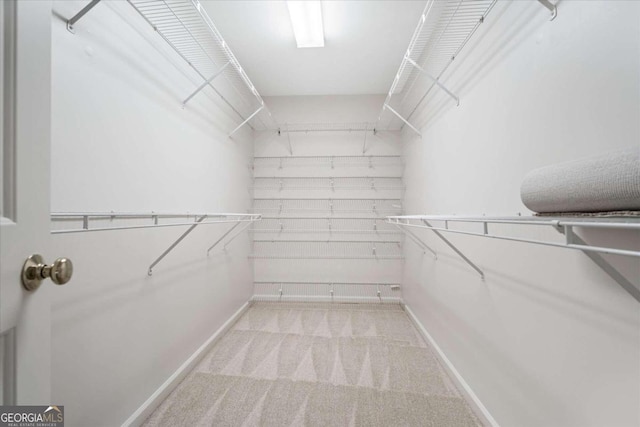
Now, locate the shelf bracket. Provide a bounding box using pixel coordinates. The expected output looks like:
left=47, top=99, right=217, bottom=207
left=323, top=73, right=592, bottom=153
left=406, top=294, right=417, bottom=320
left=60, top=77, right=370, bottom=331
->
left=422, top=220, right=485, bottom=279
left=206, top=221, right=242, bottom=255
left=222, top=220, right=254, bottom=251
left=537, top=0, right=557, bottom=21
left=148, top=215, right=207, bottom=276
left=362, top=123, right=369, bottom=154
left=393, top=223, right=437, bottom=259
left=556, top=226, right=640, bottom=303
left=67, top=0, right=101, bottom=33
left=383, top=103, right=422, bottom=137
left=405, top=57, right=460, bottom=106
left=182, top=61, right=231, bottom=106
left=285, top=123, right=293, bottom=155
left=229, top=105, right=264, bottom=138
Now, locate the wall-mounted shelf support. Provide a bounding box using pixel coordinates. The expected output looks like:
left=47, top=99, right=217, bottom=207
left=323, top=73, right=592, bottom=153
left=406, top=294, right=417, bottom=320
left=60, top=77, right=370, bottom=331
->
left=222, top=220, right=255, bottom=251
left=148, top=215, right=207, bottom=276
left=392, top=223, right=437, bottom=259
left=554, top=225, right=639, bottom=302
left=206, top=221, right=243, bottom=255
left=383, top=104, right=422, bottom=137
left=285, top=123, right=293, bottom=155
left=537, top=0, right=557, bottom=21
left=66, top=0, right=101, bottom=33
left=182, top=61, right=231, bottom=107
left=145, top=213, right=261, bottom=275
left=422, top=220, right=485, bottom=279
left=362, top=123, right=369, bottom=154
left=205, top=218, right=256, bottom=254
left=404, top=57, right=460, bottom=106
left=229, top=105, right=264, bottom=138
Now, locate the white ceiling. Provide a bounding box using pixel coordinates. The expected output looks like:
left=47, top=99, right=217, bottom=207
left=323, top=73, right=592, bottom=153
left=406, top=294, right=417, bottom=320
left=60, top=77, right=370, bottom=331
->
left=201, top=1, right=426, bottom=97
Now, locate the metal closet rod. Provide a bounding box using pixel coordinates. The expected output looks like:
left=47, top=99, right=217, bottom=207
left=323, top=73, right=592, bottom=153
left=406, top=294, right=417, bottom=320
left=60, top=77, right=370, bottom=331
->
left=254, top=155, right=402, bottom=160
left=253, top=198, right=402, bottom=201
left=50, top=212, right=260, bottom=234
left=253, top=188, right=405, bottom=192
left=253, top=208, right=400, bottom=212
left=254, top=281, right=401, bottom=286
left=276, top=128, right=375, bottom=134
left=249, top=255, right=405, bottom=260
left=273, top=123, right=377, bottom=133
left=387, top=214, right=640, bottom=302
left=253, top=239, right=402, bottom=244
left=254, top=205, right=401, bottom=208
left=254, top=176, right=403, bottom=179
left=253, top=187, right=405, bottom=191
left=260, top=216, right=388, bottom=220
left=52, top=212, right=260, bottom=275
left=251, top=229, right=401, bottom=234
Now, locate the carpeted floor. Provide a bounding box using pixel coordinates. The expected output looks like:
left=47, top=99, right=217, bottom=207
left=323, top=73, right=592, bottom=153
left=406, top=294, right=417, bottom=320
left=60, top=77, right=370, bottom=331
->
left=143, top=302, right=483, bottom=426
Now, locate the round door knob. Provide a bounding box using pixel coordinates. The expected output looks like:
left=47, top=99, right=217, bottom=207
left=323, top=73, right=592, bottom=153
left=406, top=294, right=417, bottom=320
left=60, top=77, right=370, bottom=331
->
left=21, top=254, right=74, bottom=291
left=49, top=258, right=73, bottom=285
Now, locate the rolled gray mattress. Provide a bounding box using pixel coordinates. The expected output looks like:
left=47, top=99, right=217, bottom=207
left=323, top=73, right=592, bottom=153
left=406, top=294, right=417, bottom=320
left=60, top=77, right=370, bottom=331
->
left=521, top=147, right=640, bottom=213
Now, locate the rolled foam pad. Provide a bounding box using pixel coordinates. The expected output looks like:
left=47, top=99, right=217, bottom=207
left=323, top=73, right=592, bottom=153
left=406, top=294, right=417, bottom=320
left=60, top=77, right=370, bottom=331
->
left=521, top=147, right=640, bottom=213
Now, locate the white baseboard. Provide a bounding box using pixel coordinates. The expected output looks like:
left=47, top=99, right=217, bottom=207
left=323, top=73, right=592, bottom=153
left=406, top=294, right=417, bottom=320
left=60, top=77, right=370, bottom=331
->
left=403, top=304, right=499, bottom=427
left=121, top=301, right=251, bottom=427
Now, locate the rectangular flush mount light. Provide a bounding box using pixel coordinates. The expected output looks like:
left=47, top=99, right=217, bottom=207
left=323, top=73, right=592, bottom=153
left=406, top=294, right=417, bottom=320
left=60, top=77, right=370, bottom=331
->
left=286, top=1, right=324, bottom=48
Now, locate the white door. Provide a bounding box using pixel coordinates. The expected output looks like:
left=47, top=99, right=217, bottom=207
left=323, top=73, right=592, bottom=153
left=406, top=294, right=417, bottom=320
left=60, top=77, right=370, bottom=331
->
left=0, top=0, right=57, bottom=405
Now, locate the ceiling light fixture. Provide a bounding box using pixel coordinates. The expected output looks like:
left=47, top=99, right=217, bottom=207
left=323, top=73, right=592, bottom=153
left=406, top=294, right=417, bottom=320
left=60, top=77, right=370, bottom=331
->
left=286, top=1, right=324, bottom=48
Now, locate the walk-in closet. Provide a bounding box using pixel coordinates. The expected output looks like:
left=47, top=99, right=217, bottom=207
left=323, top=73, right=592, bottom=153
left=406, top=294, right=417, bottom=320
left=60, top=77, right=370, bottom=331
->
left=0, top=1, right=638, bottom=426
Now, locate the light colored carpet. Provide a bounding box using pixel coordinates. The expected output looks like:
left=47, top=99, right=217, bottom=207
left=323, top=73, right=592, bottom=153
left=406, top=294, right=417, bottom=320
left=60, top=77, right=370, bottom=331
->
left=143, top=303, right=483, bottom=426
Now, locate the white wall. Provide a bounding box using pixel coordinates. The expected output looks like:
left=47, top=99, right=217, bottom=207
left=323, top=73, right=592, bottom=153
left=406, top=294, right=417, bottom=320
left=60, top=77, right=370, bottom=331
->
left=50, top=2, right=254, bottom=426
left=253, top=95, right=404, bottom=302
left=401, top=1, right=640, bottom=426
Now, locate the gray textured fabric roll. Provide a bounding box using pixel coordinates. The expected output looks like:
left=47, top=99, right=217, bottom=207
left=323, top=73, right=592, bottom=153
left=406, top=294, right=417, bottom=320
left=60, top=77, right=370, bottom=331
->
left=521, top=147, right=640, bottom=213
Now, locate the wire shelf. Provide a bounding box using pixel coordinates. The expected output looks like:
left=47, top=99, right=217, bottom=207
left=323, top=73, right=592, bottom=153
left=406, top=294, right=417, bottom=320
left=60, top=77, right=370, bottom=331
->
left=252, top=198, right=402, bottom=216
left=127, top=0, right=275, bottom=134
left=251, top=177, right=405, bottom=191
left=250, top=241, right=403, bottom=259
left=276, top=122, right=376, bottom=133
left=251, top=230, right=402, bottom=237
left=388, top=214, right=640, bottom=302
left=253, top=197, right=403, bottom=201
left=253, top=217, right=397, bottom=233
left=50, top=212, right=260, bottom=234
left=379, top=0, right=497, bottom=133
left=252, top=281, right=401, bottom=303
left=253, top=155, right=403, bottom=170
left=254, top=281, right=401, bottom=286
left=253, top=218, right=400, bottom=234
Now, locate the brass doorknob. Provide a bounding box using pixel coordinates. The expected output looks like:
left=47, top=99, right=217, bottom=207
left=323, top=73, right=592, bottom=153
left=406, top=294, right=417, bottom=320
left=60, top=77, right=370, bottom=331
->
left=21, top=254, right=74, bottom=291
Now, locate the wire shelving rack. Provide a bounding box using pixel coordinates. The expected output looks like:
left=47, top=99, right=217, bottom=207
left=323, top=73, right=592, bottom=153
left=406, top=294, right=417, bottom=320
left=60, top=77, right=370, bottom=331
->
left=253, top=155, right=404, bottom=170
left=251, top=177, right=405, bottom=191
left=65, top=0, right=276, bottom=136
left=388, top=214, right=640, bottom=302
left=378, top=0, right=497, bottom=135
